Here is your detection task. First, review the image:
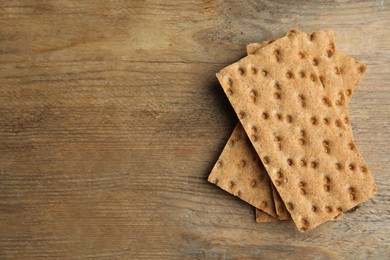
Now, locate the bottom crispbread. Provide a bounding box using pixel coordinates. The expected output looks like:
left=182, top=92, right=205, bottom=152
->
left=255, top=209, right=278, bottom=222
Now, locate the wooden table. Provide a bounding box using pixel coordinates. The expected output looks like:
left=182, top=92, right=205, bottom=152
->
left=1, top=1, right=389, bottom=258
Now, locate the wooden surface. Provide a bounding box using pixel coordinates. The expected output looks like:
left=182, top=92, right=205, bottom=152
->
left=0, top=0, right=389, bottom=259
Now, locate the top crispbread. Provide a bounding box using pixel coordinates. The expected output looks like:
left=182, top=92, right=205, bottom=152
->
left=216, top=31, right=376, bottom=231
left=247, top=30, right=368, bottom=220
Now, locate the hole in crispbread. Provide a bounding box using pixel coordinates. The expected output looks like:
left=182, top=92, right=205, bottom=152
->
left=299, top=71, right=306, bottom=78
left=311, top=161, right=319, bottom=169
left=287, top=202, right=294, bottom=211
left=324, top=175, right=331, bottom=184
left=360, top=165, right=368, bottom=173
left=227, top=77, right=233, bottom=87
left=312, top=205, right=318, bottom=213
left=335, top=99, right=344, bottom=107
left=312, top=58, right=318, bottom=66
left=237, top=190, right=242, bottom=196
left=299, top=51, right=307, bottom=59
left=262, top=112, right=269, bottom=119
left=229, top=140, right=234, bottom=147
left=298, top=181, right=306, bottom=187
left=344, top=116, right=350, bottom=124
left=335, top=162, right=344, bottom=170
left=249, top=89, right=257, bottom=102
left=319, top=75, right=325, bottom=86
left=229, top=180, right=235, bottom=188
left=346, top=89, right=352, bottom=97
left=261, top=69, right=268, bottom=77
left=337, top=207, right=343, bottom=212
left=250, top=135, right=258, bottom=142
left=227, top=88, right=234, bottom=95
left=300, top=188, right=307, bottom=195
left=250, top=180, right=257, bottom=188
left=276, top=169, right=284, bottom=178
left=274, top=49, right=281, bottom=62
left=250, top=125, right=257, bottom=132
left=324, top=185, right=331, bottom=192
left=323, top=140, right=330, bottom=154
left=275, top=180, right=281, bottom=186
left=274, top=136, right=282, bottom=142
left=298, top=94, right=306, bottom=108
left=348, top=142, right=355, bottom=150
left=287, top=158, right=293, bottom=166
left=240, top=160, right=247, bottom=168
left=300, top=158, right=307, bottom=167
left=276, top=113, right=283, bottom=121
left=299, top=138, right=305, bottom=145
left=309, top=33, right=315, bottom=41
left=300, top=130, right=306, bottom=137
left=286, top=115, right=293, bottom=123
left=325, top=206, right=333, bottom=213
left=238, top=67, right=244, bottom=75
left=327, top=49, right=334, bottom=58
left=286, top=71, right=294, bottom=79
left=238, top=111, right=246, bottom=119
left=310, top=73, right=317, bottom=82
left=274, top=82, right=281, bottom=90
left=300, top=218, right=309, bottom=231
left=310, top=116, right=318, bottom=125
left=274, top=92, right=281, bottom=99
left=323, top=117, right=330, bottom=125
left=249, top=64, right=258, bottom=74
left=217, top=160, right=223, bottom=168
left=349, top=187, right=357, bottom=201
left=349, top=163, right=356, bottom=171
left=263, top=156, right=270, bottom=164
left=261, top=201, right=268, bottom=208
left=335, top=119, right=343, bottom=128
left=322, top=96, right=332, bottom=107
left=334, top=66, right=341, bottom=75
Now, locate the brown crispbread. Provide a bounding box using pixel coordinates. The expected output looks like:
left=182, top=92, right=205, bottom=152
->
left=255, top=208, right=278, bottom=222
left=271, top=184, right=290, bottom=220
left=216, top=31, right=376, bottom=231
left=208, top=123, right=277, bottom=217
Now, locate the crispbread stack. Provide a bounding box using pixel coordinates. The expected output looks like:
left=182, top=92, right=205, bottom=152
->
left=208, top=29, right=376, bottom=231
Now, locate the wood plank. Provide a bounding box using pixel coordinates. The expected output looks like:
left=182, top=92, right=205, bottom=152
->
left=0, top=0, right=389, bottom=258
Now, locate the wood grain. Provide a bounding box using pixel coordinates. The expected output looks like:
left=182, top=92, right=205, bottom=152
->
left=0, top=0, right=389, bottom=258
